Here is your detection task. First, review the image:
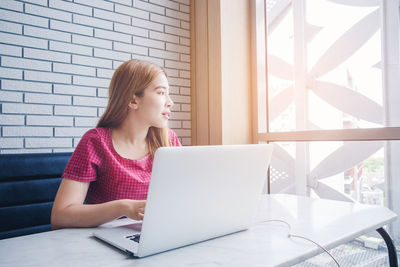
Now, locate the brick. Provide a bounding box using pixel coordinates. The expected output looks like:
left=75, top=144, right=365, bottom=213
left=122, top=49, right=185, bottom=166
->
left=1, top=56, right=51, bottom=72
left=180, top=87, right=190, bottom=96
left=169, top=111, right=190, bottom=120
left=149, top=48, right=179, bottom=60
left=73, top=0, right=113, bottom=11
left=53, top=63, right=96, bottom=76
left=114, top=42, right=148, bottom=56
left=166, top=8, right=189, bottom=21
left=164, top=68, right=178, bottom=77
left=97, top=88, right=108, bottom=97
left=179, top=70, right=190, bottom=79
left=113, top=60, right=124, bottom=69
left=0, top=138, right=23, bottom=149
left=180, top=37, right=190, bottom=46
left=0, top=91, right=22, bottom=102
left=73, top=14, right=113, bottom=30
left=55, top=105, right=97, bottom=116
left=75, top=117, right=99, bottom=127
left=0, top=9, right=48, bottom=28
left=97, top=68, right=114, bottom=79
left=55, top=127, right=91, bottom=137
left=98, top=107, right=105, bottom=117
left=168, top=86, right=179, bottom=94
left=174, top=129, right=190, bottom=137
left=54, top=84, right=97, bottom=96
left=24, top=25, right=72, bottom=42
left=180, top=54, right=190, bottom=62
left=165, top=60, right=189, bottom=70
left=172, top=0, right=189, bottom=7
left=73, top=75, right=110, bottom=88
left=25, top=4, right=72, bottom=22
left=1, top=148, right=52, bottom=154
left=72, top=35, right=112, bottom=49
left=170, top=103, right=180, bottom=111
left=25, top=93, right=71, bottom=105
left=149, top=31, right=179, bottom=44
left=132, top=54, right=164, bottom=67
left=25, top=0, right=47, bottom=6
left=25, top=70, right=71, bottom=84
left=114, top=23, right=148, bottom=38
left=167, top=120, right=181, bottom=128
left=181, top=137, right=191, bottom=146
left=131, top=17, right=163, bottom=32
left=0, top=0, right=23, bottom=11
left=50, top=20, right=93, bottom=36
left=94, top=48, right=131, bottom=61
left=50, top=41, right=92, bottom=56
left=170, top=94, right=190, bottom=103
left=25, top=137, right=72, bottom=148
left=0, top=21, right=22, bottom=34
left=149, top=0, right=179, bottom=10
left=73, top=137, right=81, bottom=147
left=0, top=114, right=24, bottom=125
left=0, top=44, right=22, bottom=57
left=49, top=0, right=92, bottom=16
left=132, top=35, right=164, bottom=49
left=168, top=77, right=190, bottom=87
left=150, top=13, right=179, bottom=27
left=181, top=21, right=190, bottom=30
left=24, top=47, right=70, bottom=63
left=0, top=32, right=48, bottom=49
left=94, top=8, right=130, bottom=24
left=3, top=126, right=53, bottom=137
left=180, top=4, right=189, bottom=13
left=27, top=115, right=73, bottom=126
left=72, top=55, right=112, bottom=68
left=114, top=4, right=149, bottom=20
left=0, top=67, right=22, bottom=79
left=2, top=80, right=52, bottom=93
left=107, top=0, right=131, bottom=6
left=53, top=148, right=75, bottom=152
left=165, top=25, right=189, bottom=38
left=133, top=0, right=164, bottom=15
left=73, top=96, right=107, bottom=107
left=2, top=103, right=52, bottom=115
left=181, top=103, right=190, bottom=111
left=182, top=120, right=191, bottom=128
left=165, top=43, right=189, bottom=54
left=94, top=29, right=131, bottom=43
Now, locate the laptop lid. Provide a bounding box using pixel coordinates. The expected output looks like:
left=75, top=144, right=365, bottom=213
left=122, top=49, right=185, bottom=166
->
left=137, top=144, right=273, bottom=257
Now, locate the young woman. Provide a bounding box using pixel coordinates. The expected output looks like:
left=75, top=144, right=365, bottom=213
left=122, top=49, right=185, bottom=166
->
left=51, top=59, right=181, bottom=229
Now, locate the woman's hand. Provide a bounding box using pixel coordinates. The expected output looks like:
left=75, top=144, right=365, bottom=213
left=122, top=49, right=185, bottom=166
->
left=121, top=199, right=146, bottom=221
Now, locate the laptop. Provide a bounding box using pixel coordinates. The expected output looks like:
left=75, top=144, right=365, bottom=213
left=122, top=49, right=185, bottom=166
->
left=93, top=144, right=273, bottom=257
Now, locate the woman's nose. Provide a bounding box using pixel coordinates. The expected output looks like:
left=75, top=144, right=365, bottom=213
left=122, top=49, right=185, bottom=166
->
left=166, top=95, right=173, bottom=108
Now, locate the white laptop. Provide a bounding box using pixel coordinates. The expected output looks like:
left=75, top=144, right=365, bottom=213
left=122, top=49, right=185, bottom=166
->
left=93, top=144, right=273, bottom=257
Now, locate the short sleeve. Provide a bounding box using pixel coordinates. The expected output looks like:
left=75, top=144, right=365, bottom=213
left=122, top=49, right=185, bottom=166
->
left=62, top=129, right=102, bottom=182
left=168, top=129, right=182, bottom=147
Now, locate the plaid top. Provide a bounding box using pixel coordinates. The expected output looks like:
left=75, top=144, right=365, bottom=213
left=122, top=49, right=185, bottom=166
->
left=62, top=127, right=181, bottom=204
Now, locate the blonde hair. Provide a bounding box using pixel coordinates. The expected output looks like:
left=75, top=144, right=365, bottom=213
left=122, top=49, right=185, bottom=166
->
left=97, top=59, right=171, bottom=156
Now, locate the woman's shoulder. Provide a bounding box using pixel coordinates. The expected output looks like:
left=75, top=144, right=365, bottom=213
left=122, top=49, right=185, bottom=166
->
left=167, top=128, right=181, bottom=146
left=80, top=127, right=110, bottom=144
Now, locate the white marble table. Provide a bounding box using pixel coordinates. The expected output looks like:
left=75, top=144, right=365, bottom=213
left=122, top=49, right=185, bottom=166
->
left=0, top=194, right=397, bottom=267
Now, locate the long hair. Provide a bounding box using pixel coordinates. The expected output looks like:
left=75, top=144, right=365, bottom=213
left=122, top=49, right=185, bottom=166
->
left=97, top=59, right=171, bottom=156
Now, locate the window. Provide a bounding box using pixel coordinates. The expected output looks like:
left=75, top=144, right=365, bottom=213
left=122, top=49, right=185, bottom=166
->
left=253, top=0, right=400, bottom=243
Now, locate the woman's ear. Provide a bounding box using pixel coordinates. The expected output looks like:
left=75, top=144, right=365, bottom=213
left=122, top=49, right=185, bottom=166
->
left=128, top=95, right=139, bottom=110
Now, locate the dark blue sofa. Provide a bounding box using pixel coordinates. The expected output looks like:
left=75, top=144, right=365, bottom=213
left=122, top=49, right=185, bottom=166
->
left=0, top=153, right=72, bottom=239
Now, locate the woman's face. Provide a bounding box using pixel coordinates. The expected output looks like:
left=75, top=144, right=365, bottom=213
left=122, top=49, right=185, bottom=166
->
left=133, top=73, right=173, bottom=128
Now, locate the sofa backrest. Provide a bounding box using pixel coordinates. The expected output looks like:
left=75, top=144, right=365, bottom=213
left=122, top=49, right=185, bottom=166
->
left=0, top=153, right=72, bottom=239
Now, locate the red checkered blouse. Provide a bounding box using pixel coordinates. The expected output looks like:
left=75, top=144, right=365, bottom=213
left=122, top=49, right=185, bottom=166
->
left=62, top=127, right=181, bottom=204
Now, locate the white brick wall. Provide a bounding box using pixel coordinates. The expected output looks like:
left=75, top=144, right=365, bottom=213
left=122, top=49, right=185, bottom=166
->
left=1, top=0, right=191, bottom=153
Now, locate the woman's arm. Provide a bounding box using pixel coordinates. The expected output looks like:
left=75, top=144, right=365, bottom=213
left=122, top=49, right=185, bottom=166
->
left=51, top=178, right=146, bottom=229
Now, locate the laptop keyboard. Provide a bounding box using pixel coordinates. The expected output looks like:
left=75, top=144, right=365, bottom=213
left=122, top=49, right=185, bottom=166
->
left=125, top=233, right=141, bottom=243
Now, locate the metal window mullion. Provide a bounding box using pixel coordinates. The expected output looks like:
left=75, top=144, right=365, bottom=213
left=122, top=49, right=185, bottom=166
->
left=292, top=0, right=309, bottom=196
